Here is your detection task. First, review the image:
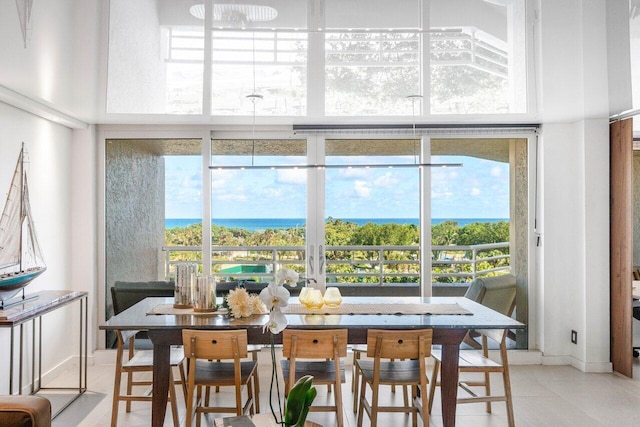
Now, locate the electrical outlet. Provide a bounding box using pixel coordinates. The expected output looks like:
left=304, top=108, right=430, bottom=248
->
left=571, top=330, right=577, bottom=344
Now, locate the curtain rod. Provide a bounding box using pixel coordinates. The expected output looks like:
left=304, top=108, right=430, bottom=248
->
left=292, top=123, right=540, bottom=132
left=610, top=109, right=640, bottom=123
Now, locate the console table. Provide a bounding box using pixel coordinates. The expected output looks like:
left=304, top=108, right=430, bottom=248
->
left=0, top=290, right=88, bottom=418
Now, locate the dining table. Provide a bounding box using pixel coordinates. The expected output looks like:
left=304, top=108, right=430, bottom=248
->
left=100, top=295, right=524, bottom=427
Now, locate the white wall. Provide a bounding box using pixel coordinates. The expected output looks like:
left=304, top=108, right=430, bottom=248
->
left=0, top=0, right=100, bottom=394
left=0, top=0, right=100, bottom=122
left=0, top=102, right=84, bottom=394
left=535, top=0, right=613, bottom=371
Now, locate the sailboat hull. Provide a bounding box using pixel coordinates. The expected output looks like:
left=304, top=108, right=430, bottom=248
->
left=0, top=267, right=46, bottom=303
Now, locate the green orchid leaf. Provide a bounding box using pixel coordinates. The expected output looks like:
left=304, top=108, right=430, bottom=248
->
left=284, top=375, right=316, bottom=427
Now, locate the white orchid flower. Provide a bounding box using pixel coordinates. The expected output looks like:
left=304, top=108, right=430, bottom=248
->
left=276, top=268, right=299, bottom=287
left=259, top=282, right=290, bottom=310
left=264, top=309, right=288, bottom=334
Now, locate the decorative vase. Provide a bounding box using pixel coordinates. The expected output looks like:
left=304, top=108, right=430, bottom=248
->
left=193, top=275, right=217, bottom=312
left=174, top=262, right=197, bottom=308
left=301, top=288, right=324, bottom=310
left=323, top=287, right=342, bottom=307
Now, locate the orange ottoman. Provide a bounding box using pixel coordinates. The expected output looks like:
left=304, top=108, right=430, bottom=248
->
left=0, top=396, right=51, bottom=427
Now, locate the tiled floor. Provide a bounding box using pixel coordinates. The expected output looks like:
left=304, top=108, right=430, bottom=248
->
left=47, top=349, right=640, bottom=427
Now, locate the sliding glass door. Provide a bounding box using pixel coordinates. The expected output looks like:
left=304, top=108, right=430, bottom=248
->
left=209, top=138, right=308, bottom=282
left=104, top=131, right=531, bottom=348
left=322, top=138, right=421, bottom=296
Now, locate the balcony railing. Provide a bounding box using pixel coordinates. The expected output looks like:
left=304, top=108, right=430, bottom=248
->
left=161, top=242, right=510, bottom=285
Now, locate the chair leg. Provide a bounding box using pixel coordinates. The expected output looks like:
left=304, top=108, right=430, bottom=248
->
left=411, top=385, right=418, bottom=427
left=420, top=374, right=430, bottom=427
left=403, top=382, right=409, bottom=411
left=125, top=370, right=133, bottom=413
left=247, top=377, right=255, bottom=416
left=353, top=352, right=361, bottom=413
left=252, top=350, right=260, bottom=413
left=196, top=404, right=202, bottom=427
left=334, top=372, right=344, bottom=427
left=185, top=373, right=195, bottom=427
left=357, top=376, right=367, bottom=427
left=428, top=360, right=439, bottom=414
left=370, top=380, right=379, bottom=427
left=110, top=358, right=123, bottom=427
left=169, top=375, right=179, bottom=427
left=501, top=348, right=515, bottom=427
left=178, top=361, right=188, bottom=401
left=484, top=370, right=492, bottom=413
left=235, top=381, right=243, bottom=415
left=390, top=358, right=396, bottom=393
left=204, top=386, right=211, bottom=406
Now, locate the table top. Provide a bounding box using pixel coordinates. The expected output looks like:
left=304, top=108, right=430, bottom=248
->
left=100, top=296, right=523, bottom=332
left=0, top=290, right=88, bottom=325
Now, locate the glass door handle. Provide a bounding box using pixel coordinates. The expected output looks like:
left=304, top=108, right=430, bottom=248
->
left=319, top=245, right=325, bottom=274
left=308, top=245, right=315, bottom=274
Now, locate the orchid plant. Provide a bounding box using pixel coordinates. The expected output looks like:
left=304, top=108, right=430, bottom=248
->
left=260, top=267, right=298, bottom=333
left=259, top=267, right=316, bottom=427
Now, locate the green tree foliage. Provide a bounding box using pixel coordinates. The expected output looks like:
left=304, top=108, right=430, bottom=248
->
left=456, top=221, right=509, bottom=245
left=324, top=217, right=359, bottom=246
left=165, top=220, right=510, bottom=284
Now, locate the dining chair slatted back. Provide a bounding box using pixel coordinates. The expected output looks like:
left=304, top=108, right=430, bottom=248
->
left=110, top=329, right=186, bottom=427
left=356, top=329, right=433, bottom=427
left=182, top=329, right=258, bottom=427
left=281, top=329, right=349, bottom=427
left=429, top=328, right=514, bottom=427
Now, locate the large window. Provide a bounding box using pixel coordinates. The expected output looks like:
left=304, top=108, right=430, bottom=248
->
left=104, top=132, right=531, bottom=350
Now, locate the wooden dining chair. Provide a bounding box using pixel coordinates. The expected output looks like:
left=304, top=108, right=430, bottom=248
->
left=428, top=328, right=515, bottom=427
left=351, top=345, right=409, bottom=414
left=182, top=329, right=258, bottom=427
left=281, top=329, right=349, bottom=427
left=356, top=329, right=433, bottom=427
left=110, top=329, right=186, bottom=427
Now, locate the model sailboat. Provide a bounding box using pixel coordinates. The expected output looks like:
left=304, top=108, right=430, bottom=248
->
left=0, top=143, right=46, bottom=306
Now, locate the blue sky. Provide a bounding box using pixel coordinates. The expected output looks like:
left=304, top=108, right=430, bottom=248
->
left=164, top=155, right=509, bottom=219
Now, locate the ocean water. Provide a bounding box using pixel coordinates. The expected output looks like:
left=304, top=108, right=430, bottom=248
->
left=165, top=218, right=508, bottom=231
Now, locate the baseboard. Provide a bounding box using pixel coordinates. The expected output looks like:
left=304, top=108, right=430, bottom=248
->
left=540, top=354, right=570, bottom=365
left=568, top=356, right=612, bottom=373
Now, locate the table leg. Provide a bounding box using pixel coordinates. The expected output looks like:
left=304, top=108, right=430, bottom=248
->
left=149, top=332, right=171, bottom=427
left=440, top=343, right=461, bottom=427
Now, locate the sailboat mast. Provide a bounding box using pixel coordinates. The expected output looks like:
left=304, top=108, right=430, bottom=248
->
left=18, top=143, right=24, bottom=273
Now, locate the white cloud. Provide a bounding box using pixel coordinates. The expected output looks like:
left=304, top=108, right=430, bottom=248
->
left=432, top=189, right=454, bottom=199
left=470, top=187, right=481, bottom=196
left=218, top=193, right=248, bottom=202
left=340, top=168, right=371, bottom=179
left=181, top=172, right=201, bottom=190
left=491, top=166, right=502, bottom=177
left=262, top=188, right=283, bottom=198
left=354, top=180, right=372, bottom=198
left=374, top=172, right=399, bottom=188
left=277, top=169, right=306, bottom=185
left=211, top=178, right=226, bottom=189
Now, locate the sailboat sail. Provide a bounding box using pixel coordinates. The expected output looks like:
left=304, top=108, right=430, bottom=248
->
left=0, top=144, right=46, bottom=305
left=0, top=148, right=24, bottom=270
